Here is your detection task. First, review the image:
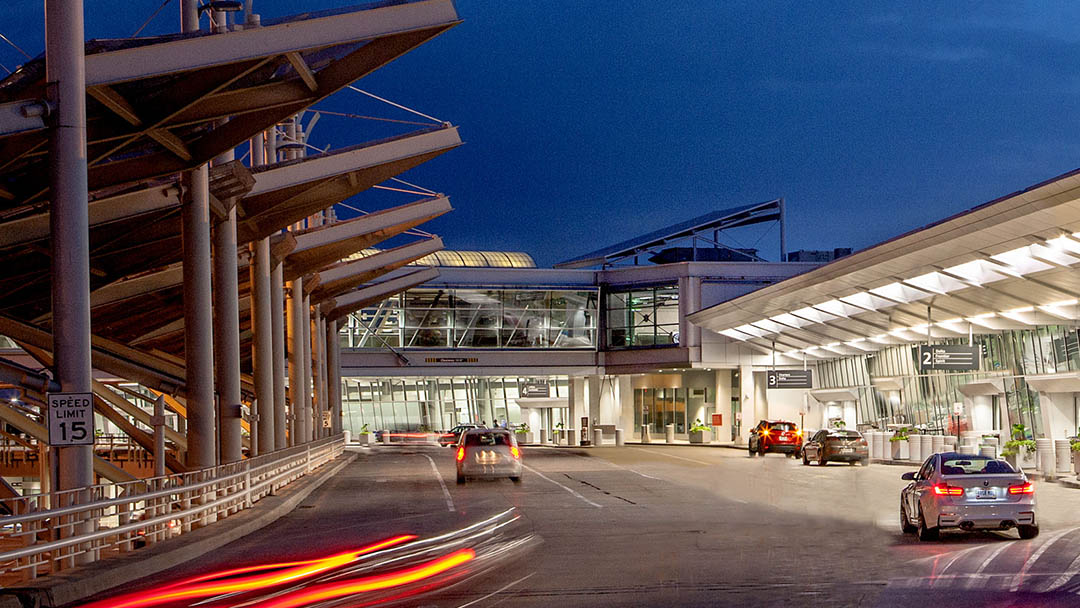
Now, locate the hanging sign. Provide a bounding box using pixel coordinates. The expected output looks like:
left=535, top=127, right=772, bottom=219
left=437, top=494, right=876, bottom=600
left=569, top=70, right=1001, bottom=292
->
left=519, top=379, right=550, bottom=398
left=767, top=369, right=813, bottom=389
left=47, top=392, right=95, bottom=446
left=918, top=345, right=980, bottom=371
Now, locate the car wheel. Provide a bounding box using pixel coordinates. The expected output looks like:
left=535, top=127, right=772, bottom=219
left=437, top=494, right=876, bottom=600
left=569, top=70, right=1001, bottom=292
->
left=802, top=452, right=810, bottom=466
left=818, top=454, right=827, bottom=466
left=456, top=473, right=465, bottom=485
left=748, top=445, right=757, bottom=457
left=510, top=476, right=521, bottom=483
left=785, top=452, right=794, bottom=459
left=1018, top=525, right=1039, bottom=539
left=900, top=501, right=917, bottom=534
left=917, top=508, right=939, bottom=541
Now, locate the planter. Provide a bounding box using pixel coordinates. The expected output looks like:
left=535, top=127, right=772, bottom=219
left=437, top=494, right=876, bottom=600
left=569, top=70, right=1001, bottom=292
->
left=688, top=430, right=713, bottom=444
left=558, top=430, right=567, bottom=445
left=515, top=431, right=535, bottom=445
left=1073, top=451, right=1080, bottom=476
left=357, top=433, right=372, bottom=446
left=889, top=438, right=903, bottom=460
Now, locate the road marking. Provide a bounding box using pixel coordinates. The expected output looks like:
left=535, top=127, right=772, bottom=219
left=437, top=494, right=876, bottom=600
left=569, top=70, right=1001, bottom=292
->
left=456, top=572, right=535, bottom=608
left=1008, top=527, right=1078, bottom=592
left=963, top=541, right=1013, bottom=589
left=522, top=464, right=602, bottom=508
left=627, top=446, right=711, bottom=465
left=421, top=454, right=455, bottom=512
left=1044, top=540, right=1080, bottom=591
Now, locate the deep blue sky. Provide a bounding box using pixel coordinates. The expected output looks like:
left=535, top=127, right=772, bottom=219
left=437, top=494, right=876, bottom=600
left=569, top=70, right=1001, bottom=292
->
left=4, top=1, right=1080, bottom=266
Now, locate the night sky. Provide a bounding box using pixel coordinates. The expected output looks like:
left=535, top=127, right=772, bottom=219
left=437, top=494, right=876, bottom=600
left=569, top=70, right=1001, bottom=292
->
left=4, top=1, right=1080, bottom=266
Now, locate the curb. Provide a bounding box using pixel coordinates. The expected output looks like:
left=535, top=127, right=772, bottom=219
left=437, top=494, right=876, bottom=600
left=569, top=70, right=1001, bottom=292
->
left=0, top=452, right=357, bottom=608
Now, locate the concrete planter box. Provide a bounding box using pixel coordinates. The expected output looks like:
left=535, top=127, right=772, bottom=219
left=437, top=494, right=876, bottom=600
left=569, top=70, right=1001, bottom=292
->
left=515, top=431, right=534, bottom=445
left=890, top=438, right=908, bottom=460
left=1005, top=445, right=1037, bottom=470
left=1072, top=450, right=1080, bottom=476
left=688, top=430, right=712, bottom=444
left=557, top=430, right=567, bottom=445
left=357, top=433, right=372, bottom=446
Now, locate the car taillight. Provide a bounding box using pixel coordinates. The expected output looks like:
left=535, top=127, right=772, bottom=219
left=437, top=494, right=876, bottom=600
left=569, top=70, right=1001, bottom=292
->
left=1008, top=482, right=1034, bottom=495
left=932, top=483, right=964, bottom=496
left=456, top=447, right=465, bottom=462
left=858, top=439, right=868, bottom=446
left=510, top=446, right=520, bottom=459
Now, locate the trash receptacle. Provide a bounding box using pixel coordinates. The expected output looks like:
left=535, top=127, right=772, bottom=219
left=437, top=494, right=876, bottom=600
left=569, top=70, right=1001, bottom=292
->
left=593, top=427, right=604, bottom=447
left=615, top=428, right=624, bottom=446
left=665, top=424, right=675, bottom=444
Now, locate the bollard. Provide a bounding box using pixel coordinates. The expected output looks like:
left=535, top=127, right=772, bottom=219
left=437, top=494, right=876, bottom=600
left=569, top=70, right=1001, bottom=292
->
left=1055, top=439, right=1071, bottom=474
left=872, top=432, right=885, bottom=460
left=908, top=435, right=922, bottom=463
left=864, top=432, right=875, bottom=461
left=380, top=430, right=390, bottom=444
left=920, top=435, right=933, bottom=460
left=642, top=425, right=651, bottom=444
left=540, top=429, right=547, bottom=444
left=615, top=428, right=625, bottom=446
left=594, top=427, right=604, bottom=447
left=343, top=430, right=351, bottom=444
left=944, top=436, right=958, bottom=451
left=1036, top=438, right=1054, bottom=478
left=568, top=429, right=579, bottom=447
left=665, top=424, right=675, bottom=444
left=979, top=445, right=996, bottom=459
left=932, top=435, right=945, bottom=455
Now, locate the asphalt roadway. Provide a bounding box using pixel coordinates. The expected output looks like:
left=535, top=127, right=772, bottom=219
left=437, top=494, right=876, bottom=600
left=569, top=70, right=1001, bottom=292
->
left=79, top=444, right=1080, bottom=607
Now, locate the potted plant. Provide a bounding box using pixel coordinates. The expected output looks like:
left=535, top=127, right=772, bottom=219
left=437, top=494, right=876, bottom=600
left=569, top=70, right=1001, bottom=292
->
left=554, top=421, right=566, bottom=445
left=833, top=419, right=846, bottom=429
left=514, top=422, right=534, bottom=445
left=889, top=428, right=910, bottom=460
left=1071, top=439, right=1080, bottom=476
left=688, top=419, right=712, bottom=444
left=1002, top=424, right=1036, bottom=469
left=357, top=423, right=372, bottom=446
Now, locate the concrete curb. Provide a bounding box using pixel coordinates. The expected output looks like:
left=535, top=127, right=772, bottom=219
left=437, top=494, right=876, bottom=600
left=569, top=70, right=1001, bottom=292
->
left=0, top=452, right=357, bottom=608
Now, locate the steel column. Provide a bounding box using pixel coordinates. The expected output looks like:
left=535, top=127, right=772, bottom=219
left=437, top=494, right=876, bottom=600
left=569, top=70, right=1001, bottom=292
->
left=46, top=0, right=93, bottom=493
left=272, top=264, right=287, bottom=449
left=327, top=320, right=342, bottom=435
left=303, top=293, right=314, bottom=442
left=251, top=238, right=275, bottom=455
left=181, top=165, right=217, bottom=468
left=181, top=0, right=200, bottom=33
left=287, top=278, right=307, bottom=444
left=212, top=139, right=242, bottom=464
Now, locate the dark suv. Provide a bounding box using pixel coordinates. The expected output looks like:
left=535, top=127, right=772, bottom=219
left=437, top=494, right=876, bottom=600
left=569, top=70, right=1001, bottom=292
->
left=748, top=420, right=802, bottom=457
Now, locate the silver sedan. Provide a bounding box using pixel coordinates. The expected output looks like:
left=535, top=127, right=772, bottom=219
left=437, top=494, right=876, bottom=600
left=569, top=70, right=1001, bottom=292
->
left=900, top=451, right=1037, bottom=541
left=455, top=428, right=523, bottom=484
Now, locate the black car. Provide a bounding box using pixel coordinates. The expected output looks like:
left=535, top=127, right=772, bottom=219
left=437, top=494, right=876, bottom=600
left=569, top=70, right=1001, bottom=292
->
left=438, top=423, right=483, bottom=447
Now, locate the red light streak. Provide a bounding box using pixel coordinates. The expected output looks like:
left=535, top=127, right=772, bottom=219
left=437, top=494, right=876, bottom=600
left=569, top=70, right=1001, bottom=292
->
left=83, top=535, right=418, bottom=608
left=257, top=548, right=476, bottom=608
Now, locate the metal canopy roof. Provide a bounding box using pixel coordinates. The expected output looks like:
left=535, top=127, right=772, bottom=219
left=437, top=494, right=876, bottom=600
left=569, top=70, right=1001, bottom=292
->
left=688, top=168, right=1080, bottom=360
left=554, top=199, right=781, bottom=269
left=327, top=266, right=440, bottom=322
left=0, top=0, right=460, bottom=212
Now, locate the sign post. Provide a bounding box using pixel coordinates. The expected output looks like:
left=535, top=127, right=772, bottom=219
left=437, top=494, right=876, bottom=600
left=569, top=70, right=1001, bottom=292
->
left=47, top=392, right=95, bottom=446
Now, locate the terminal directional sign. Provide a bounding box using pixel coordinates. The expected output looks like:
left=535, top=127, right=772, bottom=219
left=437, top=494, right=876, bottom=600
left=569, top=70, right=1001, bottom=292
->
left=767, top=369, right=813, bottom=389
left=918, top=345, right=980, bottom=371
left=47, top=392, right=95, bottom=446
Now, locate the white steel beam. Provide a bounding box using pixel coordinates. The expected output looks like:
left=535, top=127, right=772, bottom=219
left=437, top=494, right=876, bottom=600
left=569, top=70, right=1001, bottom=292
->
left=327, top=267, right=439, bottom=322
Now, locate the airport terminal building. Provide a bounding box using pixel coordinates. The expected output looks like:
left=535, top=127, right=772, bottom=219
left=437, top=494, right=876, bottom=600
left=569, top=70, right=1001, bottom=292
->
left=337, top=173, right=1080, bottom=447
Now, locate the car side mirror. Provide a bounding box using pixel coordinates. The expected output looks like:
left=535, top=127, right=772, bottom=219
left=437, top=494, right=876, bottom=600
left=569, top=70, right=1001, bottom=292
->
left=901, top=472, right=916, bottom=481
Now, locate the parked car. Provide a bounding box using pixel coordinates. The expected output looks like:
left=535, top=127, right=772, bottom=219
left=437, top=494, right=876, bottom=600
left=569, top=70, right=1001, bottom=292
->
left=802, top=429, right=868, bottom=466
left=439, top=423, right=483, bottom=447
left=455, top=428, right=522, bottom=484
left=900, top=452, right=1037, bottom=541
left=748, top=420, right=802, bottom=457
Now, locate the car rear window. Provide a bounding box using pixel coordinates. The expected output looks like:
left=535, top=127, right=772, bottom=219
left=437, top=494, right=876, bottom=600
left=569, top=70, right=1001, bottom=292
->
left=827, top=432, right=861, bottom=440
left=940, top=457, right=1015, bottom=475
left=769, top=423, right=796, bottom=431
left=464, top=432, right=512, bottom=446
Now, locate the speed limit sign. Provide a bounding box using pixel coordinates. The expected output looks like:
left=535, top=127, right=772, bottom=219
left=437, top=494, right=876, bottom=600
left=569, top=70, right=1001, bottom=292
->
left=47, top=392, right=95, bottom=446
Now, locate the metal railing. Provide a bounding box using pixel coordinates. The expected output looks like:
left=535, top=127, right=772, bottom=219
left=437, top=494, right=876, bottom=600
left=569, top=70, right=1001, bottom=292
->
left=0, top=434, right=345, bottom=584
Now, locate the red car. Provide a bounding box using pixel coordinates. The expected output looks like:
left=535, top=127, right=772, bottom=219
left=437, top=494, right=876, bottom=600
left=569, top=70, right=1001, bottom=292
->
left=748, top=420, right=802, bottom=457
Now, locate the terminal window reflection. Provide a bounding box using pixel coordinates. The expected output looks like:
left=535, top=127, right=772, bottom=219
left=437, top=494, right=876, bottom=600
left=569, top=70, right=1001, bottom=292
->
left=605, top=286, right=679, bottom=348
left=340, top=288, right=597, bottom=349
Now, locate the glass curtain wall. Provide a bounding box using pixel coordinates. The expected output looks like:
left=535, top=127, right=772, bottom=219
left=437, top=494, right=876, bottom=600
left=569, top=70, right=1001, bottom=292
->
left=341, top=289, right=598, bottom=349
left=341, top=377, right=570, bottom=432
left=633, top=388, right=695, bottom=435
left=605, top=285, right=679, bottom=348
left=814, top=326, right=1080, bottom=436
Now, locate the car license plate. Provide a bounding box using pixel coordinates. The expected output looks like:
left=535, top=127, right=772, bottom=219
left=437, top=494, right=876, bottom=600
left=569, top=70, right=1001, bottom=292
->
left=977, top=489, right=995, bottom=499
left=840, top=448, right=853, bottom=454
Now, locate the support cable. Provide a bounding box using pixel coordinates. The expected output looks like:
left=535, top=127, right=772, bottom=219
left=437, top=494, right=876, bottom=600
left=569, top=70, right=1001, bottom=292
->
left=131, top=0, right=175, bottom=37
left=346, top=85, right=446, bottom=124
left=0, top=32, right=32, bottom=60
left=309, top=108, right=435, bottom=127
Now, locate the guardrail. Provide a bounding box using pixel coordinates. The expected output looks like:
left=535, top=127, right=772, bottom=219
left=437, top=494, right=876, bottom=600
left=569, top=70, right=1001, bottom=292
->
left=0, top=434, right=345, bottom=584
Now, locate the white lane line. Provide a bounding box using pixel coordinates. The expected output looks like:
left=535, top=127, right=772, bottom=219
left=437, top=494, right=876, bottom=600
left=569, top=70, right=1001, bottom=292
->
left=421, top=454, right=455, bottom=512
left=1045, top=546, right=1080, bottom=591
left=963, top=541, right=1013, bottom=589
left=565, top=451, right=664, bottom=481
left=521, top=464, right=602, bottom=508
left=627, top=446, right=711, bottom=465
left=455, top=572, right=535, bottom=608
left=1008, top=527, right=1078, bottom=592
